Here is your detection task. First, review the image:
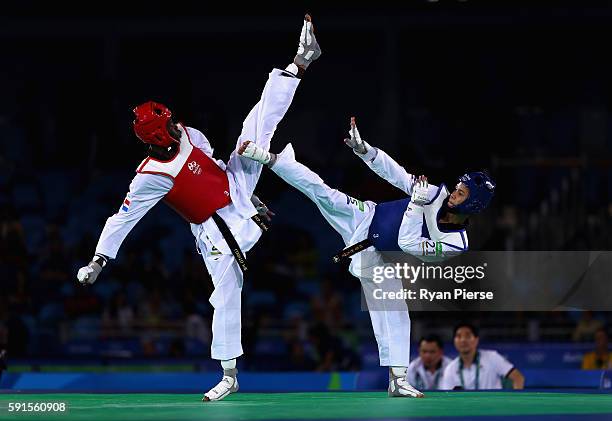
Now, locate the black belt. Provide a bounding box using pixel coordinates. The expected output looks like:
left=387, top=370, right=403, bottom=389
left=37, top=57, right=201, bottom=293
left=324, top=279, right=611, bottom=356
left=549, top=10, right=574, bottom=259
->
left=209, top=213, right=270, bottom=273
left=332, top=238, right=372, bottom=263
left=211, top=213, right=249, bottom=272
left=250, top=214, right=269, bottom=232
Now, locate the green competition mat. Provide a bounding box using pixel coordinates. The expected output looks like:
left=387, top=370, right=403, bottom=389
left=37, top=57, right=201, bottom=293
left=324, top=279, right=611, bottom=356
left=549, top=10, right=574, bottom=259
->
left=1, top=392, right=612, bottom=421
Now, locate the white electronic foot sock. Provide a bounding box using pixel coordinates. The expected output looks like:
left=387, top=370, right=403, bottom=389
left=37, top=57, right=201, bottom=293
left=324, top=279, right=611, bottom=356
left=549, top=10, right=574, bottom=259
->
left=203, top=367, right=239, bottom=402
left=388, top=367, right=424, bottom=398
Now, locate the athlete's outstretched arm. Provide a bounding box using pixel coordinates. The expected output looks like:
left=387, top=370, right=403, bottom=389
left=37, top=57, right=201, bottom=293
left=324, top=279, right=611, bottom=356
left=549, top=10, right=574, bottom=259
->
left=397, top=176, right=464, bottom=262
left=76, top=174, right=171, bottom=285
left=345, top=117, right=434, bottom=195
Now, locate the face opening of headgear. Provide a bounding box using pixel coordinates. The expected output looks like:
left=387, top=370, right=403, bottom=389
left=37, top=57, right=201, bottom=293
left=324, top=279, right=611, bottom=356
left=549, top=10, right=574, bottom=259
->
left=449, top=171, right=496, bottom=215
left=132, top=101, right=179, bottom=148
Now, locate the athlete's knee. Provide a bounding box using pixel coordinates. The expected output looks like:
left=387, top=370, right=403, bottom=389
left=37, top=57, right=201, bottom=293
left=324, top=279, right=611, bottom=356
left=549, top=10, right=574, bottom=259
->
left=209, top=289, right=242, bottom=309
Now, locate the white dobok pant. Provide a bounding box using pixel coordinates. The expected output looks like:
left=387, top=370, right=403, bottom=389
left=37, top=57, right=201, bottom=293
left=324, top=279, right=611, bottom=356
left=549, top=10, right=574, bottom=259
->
left=271, top=143, right=412, bottom=367
left=199, top=69, right=300, bottom=361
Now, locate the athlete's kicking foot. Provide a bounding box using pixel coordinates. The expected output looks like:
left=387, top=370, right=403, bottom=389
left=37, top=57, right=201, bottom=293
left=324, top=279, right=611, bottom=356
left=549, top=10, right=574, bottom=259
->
left=294, top=14, right=322, bottom=74
left=388, top=367, right=425, bottom=398
left=237, top=13, right=321, bottom=161
left=202, top=368, right=239, bottom=402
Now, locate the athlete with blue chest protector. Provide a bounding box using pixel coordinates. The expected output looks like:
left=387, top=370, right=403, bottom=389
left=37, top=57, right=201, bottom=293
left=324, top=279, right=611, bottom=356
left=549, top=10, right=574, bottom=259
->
left=239, top=117, right=495, bottom=398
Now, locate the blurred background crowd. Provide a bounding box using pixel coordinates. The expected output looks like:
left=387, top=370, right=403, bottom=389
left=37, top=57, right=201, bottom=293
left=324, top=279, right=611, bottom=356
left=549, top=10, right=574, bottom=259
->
left=1, top=2, right=612, bottom=372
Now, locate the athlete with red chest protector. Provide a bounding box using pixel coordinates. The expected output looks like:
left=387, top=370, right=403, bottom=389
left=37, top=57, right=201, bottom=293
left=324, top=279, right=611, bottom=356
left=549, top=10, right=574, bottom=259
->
left=76, top=15, right=321, bottom=402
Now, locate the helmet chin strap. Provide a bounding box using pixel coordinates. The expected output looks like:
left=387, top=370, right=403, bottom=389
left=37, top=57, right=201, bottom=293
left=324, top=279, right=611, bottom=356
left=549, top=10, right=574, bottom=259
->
left=445, top=200, right=460, bottom=215
left=447, top=204, right=460, bottom=214
left=443, top=201, right=469, bottom=225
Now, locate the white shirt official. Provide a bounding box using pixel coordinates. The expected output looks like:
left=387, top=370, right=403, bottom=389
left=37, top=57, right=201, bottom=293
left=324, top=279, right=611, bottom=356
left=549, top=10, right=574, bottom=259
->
left=407, top=355, right=452, bottom=390
left=441, top=349, right=515, bottom=390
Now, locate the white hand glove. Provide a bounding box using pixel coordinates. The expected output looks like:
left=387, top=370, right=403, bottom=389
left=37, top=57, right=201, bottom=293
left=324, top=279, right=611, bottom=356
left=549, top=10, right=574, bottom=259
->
left=239, top=141, right=271, bottom=165
left=411, top=176, right=429, bottom=207
left=344, top=116, right=369, bottom=155
left=77, top=259, right=104, bottom=285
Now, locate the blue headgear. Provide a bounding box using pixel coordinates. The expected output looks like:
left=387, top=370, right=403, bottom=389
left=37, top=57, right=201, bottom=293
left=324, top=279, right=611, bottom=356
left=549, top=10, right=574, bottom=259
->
left=450, top=171, right=496, bottom=214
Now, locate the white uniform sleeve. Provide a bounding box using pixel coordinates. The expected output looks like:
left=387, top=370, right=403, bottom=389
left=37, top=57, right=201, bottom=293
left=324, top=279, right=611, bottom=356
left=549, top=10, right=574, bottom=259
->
left=490, top=351, right=514, bottom=377
left=356, top=147, right=423, bottom=195
left=397, top=204, right=462, bottom=262
left=95, top=173, right=172, bottom=259
left=440, top=361, right=459, bottom=390
left=186, top=127, right=214, bottom=157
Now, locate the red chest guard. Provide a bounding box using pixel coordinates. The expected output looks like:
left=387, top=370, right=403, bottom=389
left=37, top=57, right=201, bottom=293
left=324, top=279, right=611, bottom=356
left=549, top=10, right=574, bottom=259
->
left=137, top=125, right=231, bottom=224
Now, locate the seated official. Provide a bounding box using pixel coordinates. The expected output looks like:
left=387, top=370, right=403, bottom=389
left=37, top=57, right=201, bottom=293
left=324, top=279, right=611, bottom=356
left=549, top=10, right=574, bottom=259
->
left=441, top=323, right=524, bottom=390
left=408, top=334, right=452, bottom=390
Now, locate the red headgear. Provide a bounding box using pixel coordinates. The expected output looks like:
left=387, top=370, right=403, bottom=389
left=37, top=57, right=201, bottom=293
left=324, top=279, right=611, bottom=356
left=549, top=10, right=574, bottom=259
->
left=132, top=101, right=178, bottom=148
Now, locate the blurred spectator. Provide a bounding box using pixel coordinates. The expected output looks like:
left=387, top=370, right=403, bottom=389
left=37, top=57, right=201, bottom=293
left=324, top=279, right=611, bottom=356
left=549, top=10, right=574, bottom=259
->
left=185, top=308, right=211, bottom=348
left=442, top=323, right=524, bottom=390
left=408, top=334, right=452, bottom=390
left=140, top=249, right=170, bottom=291
left=102, top=292, right=135, bottom=335
left=0, top=206, right=28, bottom=269
left=108, top=249, right=142, bottom=285
left=179, top=250, right=213, bottom=296
left=0, top=349, right=7, bottom=382
left=1, top=293, right=29, bottom=357
left=308, top=322, right=359, bottom=372
left=141, top=337, right=158, bottom=357
left=311, top=277, right=344, bottom=329
left=5, top=315, right=29, bottom=357
left=8, top=270, right=32, bottom=315
left=38, top=224, right=71, bottom=301
left=581, top=327, right=612, bottom=370
left=283, top=315, right=316, bottom=371
left=168, top=338, right=185, bottom=357
left=139, top=289, right=166, bottom=328
left=64, top=286, right=101, bottom=318
left=288, top=340, right=316, bottom=371
left=0, top=302, right=8, bottom=350
left=286, top=231, right=319, bottom=279
left=572, top=311, right=604, bottom=342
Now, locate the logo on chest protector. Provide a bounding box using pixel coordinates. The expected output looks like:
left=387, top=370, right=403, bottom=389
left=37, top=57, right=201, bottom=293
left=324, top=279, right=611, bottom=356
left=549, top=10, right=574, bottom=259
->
left=188, top=160, right=202, bottom=175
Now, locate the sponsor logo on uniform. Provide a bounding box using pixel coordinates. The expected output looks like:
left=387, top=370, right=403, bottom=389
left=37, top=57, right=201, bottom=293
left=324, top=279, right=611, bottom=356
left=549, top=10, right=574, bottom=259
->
left=346, top=196, right=365, bottom=212
left=121, top=198, right=131, bottom=212
left=188, top=160, right=202, bottom=175
left=421, top=240, right=444, bottom=256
